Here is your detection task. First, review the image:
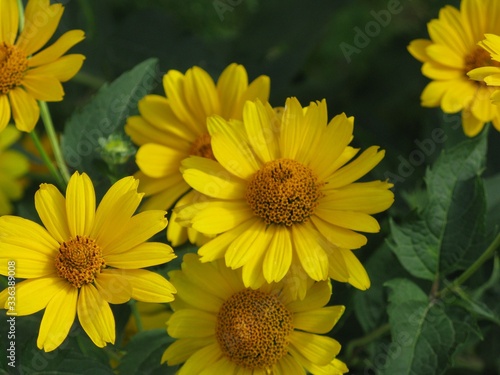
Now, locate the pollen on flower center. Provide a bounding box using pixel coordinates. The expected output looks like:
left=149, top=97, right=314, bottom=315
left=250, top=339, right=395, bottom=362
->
left=189, top=133, right=215, bottom=160
left=215, top=289, right=294, bottom=370
left=464, top=46, right=500, bottom=74
left=245, top=158, right=324, bottom=226
left=55, top=235, right=106, bottom=288
left=0, top=43, right=29, bottom=95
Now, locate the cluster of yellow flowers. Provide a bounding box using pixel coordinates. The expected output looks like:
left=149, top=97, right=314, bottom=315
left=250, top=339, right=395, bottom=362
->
left=1, top=0, right=498, bottom=373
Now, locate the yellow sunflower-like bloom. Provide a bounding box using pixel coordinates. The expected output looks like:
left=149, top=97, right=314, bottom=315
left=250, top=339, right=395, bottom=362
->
left=0, top=172, right=176, bottom=352
left=0, top=0, right=85, bottom=132
left=468, top=34, right=500, bottom=104
left=124, top=63, right=270, bottom=247
left=408, top=0, right=500, bottom=136
left=176, top=97, right=394, bottom=298
left=0, top=125, right=29, bottom=214
left=162, top=253, right=348, bottom=375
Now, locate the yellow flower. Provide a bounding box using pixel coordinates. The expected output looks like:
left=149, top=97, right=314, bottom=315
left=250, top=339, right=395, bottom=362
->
left=162, top=253, right=348, bottom=375
left=468, top=33, right=500, bottom=104
left=408, top=0, right=500, bottom=136
left=0, top=125, right=29, bottom=214
left=0, top=172, right=176, bottom=351
left=177, top=97, right=394, bottom=298
left=124, top=63, right=270, bottom=247
left=0, top=0, right=85, bottom=132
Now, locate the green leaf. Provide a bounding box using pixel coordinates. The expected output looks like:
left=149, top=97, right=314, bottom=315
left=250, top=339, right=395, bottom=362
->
left=382, top=279, right=481, bottom=375
left=353, top=242, right=409, bottom=332
left=388, top=132, right=487, bottom=280
left=61, top=58, right=159, bottom=197
left=118, top=329, right=176, bottom=375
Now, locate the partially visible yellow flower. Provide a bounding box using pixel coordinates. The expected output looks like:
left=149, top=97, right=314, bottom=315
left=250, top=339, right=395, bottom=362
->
left=177, top=97, right=394, bottom=298
left=125, top=63, right=270, bottom=247
left=468, top=34, right=500, bottom=104
left=0, top=172, right=176, bottom=351
left=162, top=253, right=348, bottom=375
left=0, top=125, right=29, bottom=214
left=408, top=0, right=500, bottom=136
left=0, top=0, right=85, bottom=132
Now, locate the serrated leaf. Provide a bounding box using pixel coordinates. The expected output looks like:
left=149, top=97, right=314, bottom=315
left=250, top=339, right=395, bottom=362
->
left=382, top=279, right=481, bottom=375
left=118, top=329, right=175, bottom=375
left=389, top=132, right=487, bottom=280
left=61, top=58, right=159, bottom=197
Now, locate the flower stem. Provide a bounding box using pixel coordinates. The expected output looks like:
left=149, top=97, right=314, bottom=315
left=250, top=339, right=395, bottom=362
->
left=129, top=300, right=144, bottom=332
left=38, top=101, right=71, bottom=185
left=344, top=323, right=391, bottom=361
left=439, top=232, right=500, bottom=298
left=16, top=0, right=24, bottom=30
left=29, top=131, right=66, bottom=190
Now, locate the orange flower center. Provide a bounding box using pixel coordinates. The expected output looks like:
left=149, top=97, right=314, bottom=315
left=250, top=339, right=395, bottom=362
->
left=215, top=289, right=294, bottom=370
left=245, top=158, right=324, bottom=226
left=0, top=43, right=28, bottom=95
left=55, top=235, right=106, bottom=288
left=189, top=133, right=215, bottom=160
left=464, top=46, right=500, bottom=74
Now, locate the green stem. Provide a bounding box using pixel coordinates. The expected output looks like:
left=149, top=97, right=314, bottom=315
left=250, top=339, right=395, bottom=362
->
left=38, top=101, right=71, bottom=185
left=344, top=323, right=391, bottom=361
left=73, top=71, right=106, bottom=90
left=129, top=300, right=144, bottom=332
left=439, top=232, right=500, bottom=298
left=16, top=0, right=24, bottom=30
left=29, top=132, right=66, bottom=189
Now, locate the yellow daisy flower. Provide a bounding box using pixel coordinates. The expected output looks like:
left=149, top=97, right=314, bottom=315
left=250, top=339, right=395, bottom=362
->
left=177, top=97, right=394, bottom=298
left=408, top=0, right=500, bottom=136
left=0, top=125, right=29, bottom=214
left=468, top=33, right=500, bottom=104
left=0, top=0, right=85, bottom=132
left=124, top=63, right=270, bottom=247
left=162, top=253, right=348, bottom=375
left=0, top=172, right=176, bottom=352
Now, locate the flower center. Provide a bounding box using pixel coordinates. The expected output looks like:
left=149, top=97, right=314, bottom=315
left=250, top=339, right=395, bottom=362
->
left=55, top=236, right=106, bottom=288
left=215, top=289, right=293, bottom=370
left=464, top=46, right=500, bottom=74
left=189, top=133, right=215, bottom=160
left=0, top=43, right=29, bottom=95
left=245, top=158, right=324, bottom=226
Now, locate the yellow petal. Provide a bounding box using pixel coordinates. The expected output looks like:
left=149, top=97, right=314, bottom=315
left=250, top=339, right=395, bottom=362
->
left=94, top=271, right=132, bottom=304
left=240, top=221, right=273, bottom=288
left=22, top=71, right=64, bottom=101
left=289, top=331, right=340, bottom=366
left=286, top=281, right=332, bottom=313
left=237, top=74, right=270, bottom=113
left=108, top=268, right=176, bottom=303
left=1, top=277, right=67, bottom=315
left=191, top=200, right=254, bottom=235
left=310, top=215, right=367, bottom=249
left=162, top=337, right=214, bottom=365
left=35, top=182, right=71, bottom=242
left=407, top=39, right=432, bottom=62
left=105, top=242, right=175, bottom=269
left=16, top=0, right=63, bottom=56
left=136, top=143, right=185, bottom=178
left=0, top=215, right=59, bottom=251
left=27, top=54, right=84, bottom=83
left=104, top=210, right=167, bottom=254
left=37, top=283, right=77, bottom=352
left=291, top=223, right=328, bottom=281
left=263, top=225, right=292, bottom=283
left=181, top=156, right=247, bottom=199
left=0, top=243, right=56, bottom=278
left=339, top=248, right=370, bottom=290
left=0, top=95, right=12, bottom=133
left=217, top=63, right=247, bottom=119
left=28, top=30, right=85, bottom=67
left=420, top=80, right=450, bottom=108
left=184, top=66, right=220, bottom=127
left=0, top=0, right=19, bottom=45
left=0, top=150, right=29, bottom=177
left=280, top=97, right=305, bottom=160
left=178, top=343, right=222, bottom=375
left=66, top=172, right=95, bottom=237
left=276, top=354, right=305, bottom=375
left=441, top=80, right=475, bottom=113
left=225, top=218, right=268, bottom=270
left=293, top=305, right=345, bottom=334
left=167, top=309, right=216, bottom=338
left=314, top=209, right=380, bottom=233
left=461, top=109, right=485, bottom=137
left=8, top=87, right=40, bottom=132
left=77, top=284, right=115, bottom=347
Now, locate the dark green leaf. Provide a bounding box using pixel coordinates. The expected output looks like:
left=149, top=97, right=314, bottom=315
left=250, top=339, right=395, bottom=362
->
left=382, top=279, right=481, bottom=375
left=118, top=329, right=176, bottom=375
left=61, top=58, right=159, bottom=197
left=389, top=132, right=487, bottom=280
